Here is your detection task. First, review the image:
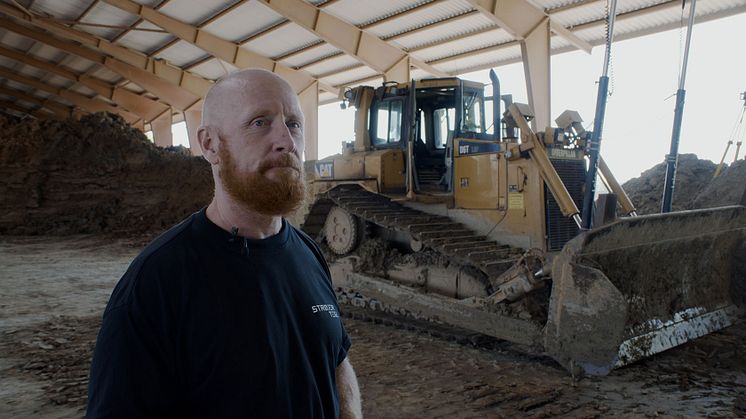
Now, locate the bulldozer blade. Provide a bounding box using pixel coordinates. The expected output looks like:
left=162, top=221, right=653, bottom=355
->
left=545, top=242, right=628, bottom=376
left=547, top=205, right=746, bottom=376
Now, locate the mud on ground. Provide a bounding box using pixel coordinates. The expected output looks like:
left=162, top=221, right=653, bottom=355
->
left=2, top=236, right=745, bottom=418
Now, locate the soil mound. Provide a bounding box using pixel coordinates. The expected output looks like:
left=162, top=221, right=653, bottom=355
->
left=0, top=113, right=213, bottom=237
left=622, top=154, right=744, bottom=214
left=690, top=159, right=746, bottom=209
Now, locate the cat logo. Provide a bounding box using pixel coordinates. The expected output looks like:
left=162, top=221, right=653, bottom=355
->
left=315, top=162, right=334, bottom=178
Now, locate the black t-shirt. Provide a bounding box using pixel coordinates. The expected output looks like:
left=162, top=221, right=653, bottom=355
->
left=86, top=209, right=351, bottom=418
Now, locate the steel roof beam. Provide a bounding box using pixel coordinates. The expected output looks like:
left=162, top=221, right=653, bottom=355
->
left=0, top=98, right=52, bottom=119
left=0, top=85, right=73, bottom=117
left=259, top=0, right=447, bottom=81
left=0, top=44, right=168, bottom=122
left=0, top=66, right=141, bottom=124
left=0, top=17, right=200, bottom=111
left=101, top=0, right=339, bottom=97
left=465, top=0, right=592, bottom=53
left=275, top=0, right=446, bottom=63
left=0, top=2, right=213, bottom=103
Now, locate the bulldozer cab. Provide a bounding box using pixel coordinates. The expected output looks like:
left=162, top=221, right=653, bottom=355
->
left=368, top=78, right=493, bottom=196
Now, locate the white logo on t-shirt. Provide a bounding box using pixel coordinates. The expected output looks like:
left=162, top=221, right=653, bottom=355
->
left=311, top=304, right=339, bottom=318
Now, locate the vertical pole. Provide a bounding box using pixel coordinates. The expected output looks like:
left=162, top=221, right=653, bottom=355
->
left=581, top=0, right=618, bottom=229
left=184, top=101, right=203, bottom=156
left=151, top=110, right=174, bottom=148
left=661, top=0, right=697, bottom=213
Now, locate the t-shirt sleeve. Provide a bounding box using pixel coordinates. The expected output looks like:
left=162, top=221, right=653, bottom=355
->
left=337, top=325, right=352, bottom=366
left=86, top=263, right=180, bottom=418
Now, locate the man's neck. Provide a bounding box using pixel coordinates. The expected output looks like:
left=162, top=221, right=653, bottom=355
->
left=206, top=196, right=283, bottom=240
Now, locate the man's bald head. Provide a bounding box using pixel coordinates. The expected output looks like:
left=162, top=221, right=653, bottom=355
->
left=201, top=69, right=298, bottom=133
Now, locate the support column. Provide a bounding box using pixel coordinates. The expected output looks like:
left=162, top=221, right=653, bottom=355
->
left=520, top=18, right=551, bottom=131
left=384, top=56, right=410, bottom=83
left=72, top=108, right=86, bottom=120
left=298, top=82, right=319, bottom=161
left=184, top=101, right=203, bottom=156
left=151, top=111, right=173, bottom=148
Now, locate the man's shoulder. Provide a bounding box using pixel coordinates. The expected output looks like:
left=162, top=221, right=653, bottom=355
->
left=137, top=212, right=201, bottom=263
left=106, top=212, right=202, bottom=312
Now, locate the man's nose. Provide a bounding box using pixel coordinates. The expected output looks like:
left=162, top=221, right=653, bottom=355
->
left=272, top=121, right=297, bottom=153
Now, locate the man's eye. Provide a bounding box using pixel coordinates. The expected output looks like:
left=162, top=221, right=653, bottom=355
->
left=287, top=121, right=302, bottom=129
left=251, top=119, right=267, bottom=127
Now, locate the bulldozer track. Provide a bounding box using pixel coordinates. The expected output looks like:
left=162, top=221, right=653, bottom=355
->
left=336, top=291, right=549, bottom=363
left=302, top=184, right=526, bottom=292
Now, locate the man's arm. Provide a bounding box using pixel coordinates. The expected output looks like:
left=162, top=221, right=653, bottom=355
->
left=336, top=357, right=362, bottom=419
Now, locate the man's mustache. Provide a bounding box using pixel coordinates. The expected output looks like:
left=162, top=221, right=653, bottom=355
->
left=258, top=153, right=302, bottom=174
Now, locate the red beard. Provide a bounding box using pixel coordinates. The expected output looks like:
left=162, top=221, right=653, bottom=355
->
left=218, top=146, right=306, bottom=216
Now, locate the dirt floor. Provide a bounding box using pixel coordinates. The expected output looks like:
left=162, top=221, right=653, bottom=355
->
left=1, top=236, right=745, bottom=418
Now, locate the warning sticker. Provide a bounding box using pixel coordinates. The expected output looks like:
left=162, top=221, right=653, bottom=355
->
left=508, top=192, right=524, bottom=209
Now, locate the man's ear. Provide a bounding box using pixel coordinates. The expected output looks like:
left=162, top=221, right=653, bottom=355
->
left=198, top=126, right=219, bottom=164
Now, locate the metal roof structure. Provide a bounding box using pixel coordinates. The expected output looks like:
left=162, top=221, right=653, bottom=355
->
left=0, top=0, right=744, bottom=157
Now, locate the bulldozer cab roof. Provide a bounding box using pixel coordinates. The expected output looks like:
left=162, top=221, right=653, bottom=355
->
left=390, top=78, right=484, bottom=90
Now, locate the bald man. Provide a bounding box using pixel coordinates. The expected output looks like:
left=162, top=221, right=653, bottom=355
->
left=87, top=69, right=362, bottom=419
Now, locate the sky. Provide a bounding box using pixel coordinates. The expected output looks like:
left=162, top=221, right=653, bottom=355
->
left=169, top=11, right=746, bottom=184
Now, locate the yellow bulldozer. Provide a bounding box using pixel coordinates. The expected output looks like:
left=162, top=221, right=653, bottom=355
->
left=300, top=75, right=746, bottom=376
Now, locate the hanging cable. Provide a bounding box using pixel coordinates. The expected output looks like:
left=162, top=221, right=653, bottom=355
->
left=714, top=94, right=745, bottom=178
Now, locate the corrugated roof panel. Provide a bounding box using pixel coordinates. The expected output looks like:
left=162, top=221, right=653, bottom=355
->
left=16, top=65, right=47, bottom=80
left=320, top=65, right=379, bottom=87
left=27, top=43, right=67, bottom=63
left=535, top=0, right=583, bottom=10
left=52, top=79, right=75, bottom=91
left=116, top=21, right=176, bottom=54
left=301, top=54, right=362, bottom=77
left=189, top=58, right=240, bottom=80
left=281, top=43, right=341, bottom=68
left=552, top=0, right=672, bottom=28
left=387, top=14, right=497, bottom=50
left=0, top=59, right=15, bottom=71
left=435, top=43, right=522, bottom=74
left=242, top=23, right=321, bottom=59
left=16, top=99, right=37, bottom=108
left=550, top=1, right=606, bottom=27
left=90, top=66, right=123, bottom=84
left=0, top=31, right=36, bottom=51
left=365, top=1, right=475, bottom=39
left=30, top=0, right=96, bottom=20
left=5, top=80, right=31, bottom=92
left=154, top=40, right=210, bottom=67
left=133, top=0, right=163, bottom=6
left=34, top=90, right=54, bottom=100
left=158, top=0, right=237, bottom=26
left=323, top=0, right=425, bottom=26
left=412, top=28, right=513, bottom=62
left=122, top=83, right=145, bottom=94
left=550, top=34, right=571, bottom=50
left=70, top=84, right=98, bottom=97
left=63, top=56, right=97, bottom=73
left=77, top=2, right=140, bottom=40
left=202, top=1, right=284, bottom=42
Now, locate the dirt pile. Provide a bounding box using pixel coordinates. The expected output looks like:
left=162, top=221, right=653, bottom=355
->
left=622, top=154, right=745, bottom=214
left=0, top=113, right=213, bottom=237
left=690, top=158, right=746, bottom=209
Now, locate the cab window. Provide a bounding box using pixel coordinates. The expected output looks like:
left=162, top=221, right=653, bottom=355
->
left=433, top=107, right=454, bottom=149
left=372, top=100, right=403, bottom=146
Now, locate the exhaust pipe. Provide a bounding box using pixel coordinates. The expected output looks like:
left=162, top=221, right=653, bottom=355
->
left=489, top=69, right=501, bottom=141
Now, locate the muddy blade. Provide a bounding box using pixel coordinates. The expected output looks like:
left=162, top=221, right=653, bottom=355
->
left=547, top=206, right=746, bottom=376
